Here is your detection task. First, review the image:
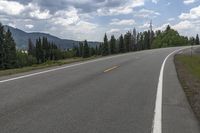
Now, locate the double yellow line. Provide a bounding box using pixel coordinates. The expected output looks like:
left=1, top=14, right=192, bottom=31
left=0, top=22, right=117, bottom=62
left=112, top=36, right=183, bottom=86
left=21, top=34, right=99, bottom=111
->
left=104, top=66, right=118, bottom=73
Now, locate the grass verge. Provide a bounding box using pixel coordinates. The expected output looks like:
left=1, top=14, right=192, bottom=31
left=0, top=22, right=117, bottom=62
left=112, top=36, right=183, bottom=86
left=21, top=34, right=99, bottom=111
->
left=174, top=54, right=200, bottom=121
left=0, top=56, right=100, bottom=77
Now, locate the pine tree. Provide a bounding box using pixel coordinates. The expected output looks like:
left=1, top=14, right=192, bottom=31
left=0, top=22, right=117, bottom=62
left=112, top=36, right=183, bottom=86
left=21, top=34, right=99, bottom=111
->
left=35, top=38, right=42, bottom=63
left=140, top=33, right=144, bottom=50
left=98, top=43, right=103, bottom=55
left=28, top=38, right=35, bottom=56
left=132, top=28, right=137, bottom=51
left=73, top=44, right=80, bottom=57
left=143, top=31, right=150, bottom=50
left=95, top=45, right=98, bottom=55
left=83, top=40, right=90, bottom=58
left=3, top=29, right=17, bottom=69
left=196, top=34, right=200, bottom=45
left=119, top=34, right=125, bottom=53
left=0, top=23, right=4, bottom=69
left=79, top=42, right=83, bottom=57
left=110, top=35, right=116, bottom=54
left=124, top=32, right=131, bottom=52
left=102, top=34, right=109, bottom=56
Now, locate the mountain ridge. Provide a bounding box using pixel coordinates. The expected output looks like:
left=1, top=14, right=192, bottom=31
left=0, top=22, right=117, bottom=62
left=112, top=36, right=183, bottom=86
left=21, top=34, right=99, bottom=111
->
left=4, top=26, right=100, bottom=49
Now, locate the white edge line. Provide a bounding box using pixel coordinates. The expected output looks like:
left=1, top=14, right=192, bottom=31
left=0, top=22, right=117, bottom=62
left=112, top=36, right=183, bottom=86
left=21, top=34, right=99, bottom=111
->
left=0, top=52, right=137, bottom=83
left=151, top=48, right=187, bottom=133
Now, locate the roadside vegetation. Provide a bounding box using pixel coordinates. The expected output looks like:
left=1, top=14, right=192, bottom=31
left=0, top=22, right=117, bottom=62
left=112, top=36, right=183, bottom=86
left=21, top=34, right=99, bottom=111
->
left=175, top=54, right=200, bottom=121
left=0, top=21, right=200, bottom=76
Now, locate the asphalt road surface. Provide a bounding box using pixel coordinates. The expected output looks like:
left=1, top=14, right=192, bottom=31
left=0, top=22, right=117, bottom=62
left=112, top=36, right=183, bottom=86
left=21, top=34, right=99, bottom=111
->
left=0, top=47, right=199, bottom=133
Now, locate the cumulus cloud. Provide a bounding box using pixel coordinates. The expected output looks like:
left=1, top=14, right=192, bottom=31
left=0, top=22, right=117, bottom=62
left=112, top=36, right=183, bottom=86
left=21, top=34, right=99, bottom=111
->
left=155, top=21, right=194, bottom=31
left=154, top=20, right=200, bottom=37
left=154, top=23, right=171, bottom=31
left=135, top=9, right=160, bottom=18
left=1, top=0, right=198, bottom=41
left=0, top=0, right=25, bottom=15
left=173, top=20, right=194, bottom=30
left=107, top=28, right=120, bottom=34
left=8, top=23, right=16, bottom=28
left=25, top=24, right=34, bottom=29
left=179, top=5, right=200, bottom=20
left=168, top=18, right=175, bottom=21
left=97, top=0, right=144, bottom=16
left=183, top=0, right=197, bottom=4
left=139, top=22, right=151, bottom=29
left=152, top=0, right=159, bottom=4
left=110, top=19, right=135, bottom=26
left=52, top=7, right=80, bottom=26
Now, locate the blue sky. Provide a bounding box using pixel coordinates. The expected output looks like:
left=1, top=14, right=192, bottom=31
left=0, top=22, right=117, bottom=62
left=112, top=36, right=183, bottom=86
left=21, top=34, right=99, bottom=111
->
left=0, top=0, right=200, bottom=41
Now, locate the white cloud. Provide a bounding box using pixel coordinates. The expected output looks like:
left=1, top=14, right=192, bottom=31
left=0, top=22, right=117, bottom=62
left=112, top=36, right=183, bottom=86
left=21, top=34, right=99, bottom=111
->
left=183, top=0, right=197, bottom=4
left=135, top=9, right=160, bottom=18
left=30, top=9, right=51, bottom=19
left=107, top=29, right=120, bottom=34
left=28, top=3, right=52, bottom=19
left=110, top=19, right=135, bottom=26
left=155, top=23, right=171, bottom=31
left=65, top=21, right=99, bottom=40
left=25, top=24, right=34, bottom=29
left=152, top=0, right=159, bottom=4
left=75, top=21, right=97, bottom=32
left=8, top=23, right=16, bottom=28
left=154, top=20, right=199, bottom=37
left=168, top=18, right=175, bottom=21
left=52, top=7, right=80, bottom=26
left=172, top=20, right=194, bottom=30
left=97, top=0, right=144, bottom=16
left=179, top=5, right=200, bottom=19
left=166, top=2, right=171, bottom=6
left=139, top=22, right=150, bottom=29
left=0, top=0, right=25, bottom=15
left=155, top=21, right=194, bottom=31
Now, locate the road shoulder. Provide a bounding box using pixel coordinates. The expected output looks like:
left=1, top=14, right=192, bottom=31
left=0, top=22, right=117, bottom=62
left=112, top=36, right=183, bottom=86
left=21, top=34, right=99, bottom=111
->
left=162, top=53, right=200, bottom=133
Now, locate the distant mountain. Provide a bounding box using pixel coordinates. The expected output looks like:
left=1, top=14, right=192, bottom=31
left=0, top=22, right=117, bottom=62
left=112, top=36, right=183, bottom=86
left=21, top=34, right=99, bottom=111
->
left=4, top=26, right=100, bottom=50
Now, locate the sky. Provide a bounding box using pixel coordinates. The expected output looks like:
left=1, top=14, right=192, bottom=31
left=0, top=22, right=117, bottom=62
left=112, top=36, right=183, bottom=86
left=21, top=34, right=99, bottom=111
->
left=0, top=0, right=200, bottom=41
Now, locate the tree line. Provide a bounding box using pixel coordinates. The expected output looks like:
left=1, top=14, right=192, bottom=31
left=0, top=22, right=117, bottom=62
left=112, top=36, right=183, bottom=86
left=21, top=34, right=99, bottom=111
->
left=0, top=22, right=200, bottom=70
left=73, top=25, right=200, bottom=58
left=28, top=37, right=65, bottom=64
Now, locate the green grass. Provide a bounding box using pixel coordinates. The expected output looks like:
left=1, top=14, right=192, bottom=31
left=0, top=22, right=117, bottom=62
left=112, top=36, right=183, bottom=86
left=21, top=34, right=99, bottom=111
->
left=175, top=55, right=200, bottom=79
left=0, top=56, right=100, bottom=77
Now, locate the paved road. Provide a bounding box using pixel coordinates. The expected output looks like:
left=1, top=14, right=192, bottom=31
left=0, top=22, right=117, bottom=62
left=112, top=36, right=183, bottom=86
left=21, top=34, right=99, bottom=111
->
left=0, top=47, right=199, bottom=133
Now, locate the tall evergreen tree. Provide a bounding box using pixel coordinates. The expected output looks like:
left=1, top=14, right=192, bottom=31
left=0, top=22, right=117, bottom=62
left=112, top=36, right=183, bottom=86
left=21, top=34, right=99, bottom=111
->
left=83, top=40, right=90, bottom=58
left=28, top=38, right=35, bottom=56
left=143, top=31, right=150, bottom=50
left=132, top=28, right=137, bottom=51
left=0, top=23, right=4, bottom=69
left=196, top=34, right=200, bottom=45
left=110, top=35, right=116, bottom=54
left=102, top=34, right=109, bottom=56
left=119, top=34, right=125, bottom=53
left=124, top=31, right=131, bottom=52
left=35, top=38, right=42, bottom=63
left=73, top=44, right=80, bottom=57
left=79, top=42, right=83, bottom=57
left=98, top=43, right=103, bottom=55
left=95, top=45, right=98, bottom=55
left=3, top=29, right=17, bottom=68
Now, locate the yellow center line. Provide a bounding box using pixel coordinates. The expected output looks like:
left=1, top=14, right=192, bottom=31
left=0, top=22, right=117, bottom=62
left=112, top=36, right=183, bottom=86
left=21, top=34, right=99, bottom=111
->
left=104, top=66, right=119, bottom=73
